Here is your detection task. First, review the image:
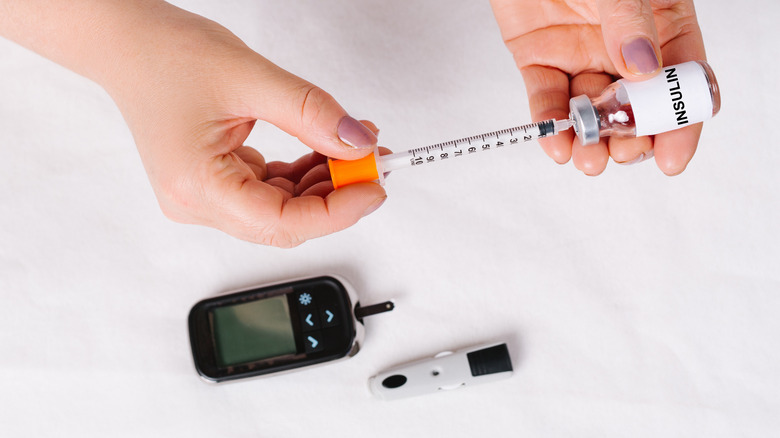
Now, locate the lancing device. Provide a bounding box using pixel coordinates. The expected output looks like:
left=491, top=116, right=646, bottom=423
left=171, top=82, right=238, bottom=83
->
left=368, top=342, right=513, bottom=400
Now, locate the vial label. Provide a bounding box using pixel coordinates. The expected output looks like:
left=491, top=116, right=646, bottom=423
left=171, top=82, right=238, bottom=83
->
left=619, top=61, right=714, bottom=137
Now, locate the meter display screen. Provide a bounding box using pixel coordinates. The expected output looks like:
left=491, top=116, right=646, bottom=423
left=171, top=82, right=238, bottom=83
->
left=211, top=296, right=297, bottom=367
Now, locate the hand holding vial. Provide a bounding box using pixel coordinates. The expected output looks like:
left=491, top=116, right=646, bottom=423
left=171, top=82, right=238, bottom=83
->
left=490, top=0, right=710, bottom=175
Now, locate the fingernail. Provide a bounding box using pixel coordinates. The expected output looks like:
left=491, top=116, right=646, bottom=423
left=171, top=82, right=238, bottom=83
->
left=621, top=37, right=660, bottom=75
left=338, top=116, right=378, bottom=150
left=362, top=196, right=386, bottom=217
left=620, top=149, right=654, bottom=165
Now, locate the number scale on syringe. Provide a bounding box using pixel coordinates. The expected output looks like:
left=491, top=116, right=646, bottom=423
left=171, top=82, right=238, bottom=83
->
left=379, top=118, right=571, bottom=173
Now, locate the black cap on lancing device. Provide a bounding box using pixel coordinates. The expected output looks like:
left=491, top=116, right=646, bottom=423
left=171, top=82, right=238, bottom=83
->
left=368, top=342, right=513, bottom=400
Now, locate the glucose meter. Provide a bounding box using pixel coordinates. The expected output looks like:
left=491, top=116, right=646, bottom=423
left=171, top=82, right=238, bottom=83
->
left=188, top=275, right=393, bottom=383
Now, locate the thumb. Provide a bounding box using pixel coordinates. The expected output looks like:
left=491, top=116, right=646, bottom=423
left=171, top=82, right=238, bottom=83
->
left=240, top=61, right=377, bottom=160
left=597, top=0, right=663, bottom=79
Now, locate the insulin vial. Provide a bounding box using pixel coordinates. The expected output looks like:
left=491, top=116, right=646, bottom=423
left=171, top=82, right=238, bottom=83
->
left=569, top=61, right=721, bottom=145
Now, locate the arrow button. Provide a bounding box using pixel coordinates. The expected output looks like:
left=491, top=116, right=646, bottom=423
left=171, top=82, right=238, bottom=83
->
left=321, top=308, right=339, bottom=327
left=299, top=311, right=320, bottom=332
left=304, top=331, right=324, bottom=354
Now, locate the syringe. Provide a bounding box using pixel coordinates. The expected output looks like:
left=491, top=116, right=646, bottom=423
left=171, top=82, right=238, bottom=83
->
left=328, top=61, right=721, bottom=188
left=328, top=118, right=574, bottom=188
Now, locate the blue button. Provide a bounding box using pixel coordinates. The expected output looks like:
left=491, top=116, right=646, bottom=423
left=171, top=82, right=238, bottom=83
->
left=320, top=308, right=339, bottom=328
left=304, top=331, right=324, bottom=354
left=300, top=311, right=320, bottom=332
left=298, top=292, right=314, bottom=306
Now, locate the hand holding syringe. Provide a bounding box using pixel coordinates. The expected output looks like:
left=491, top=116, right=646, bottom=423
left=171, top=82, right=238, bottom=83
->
left=329, top=61, right=719, bottom=188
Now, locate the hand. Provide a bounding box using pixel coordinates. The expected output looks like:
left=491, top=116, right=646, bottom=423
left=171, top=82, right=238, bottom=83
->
left=100, top=3, right=387, bottom=247
left=490, top=0, right=707, bottom=175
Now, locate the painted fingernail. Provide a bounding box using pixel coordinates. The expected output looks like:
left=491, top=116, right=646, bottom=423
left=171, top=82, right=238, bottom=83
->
left=338, top=116, right=378, bottom=150
left=622, top=37, right=660, bottom=75
left=362, top=196, right=386, bottom=217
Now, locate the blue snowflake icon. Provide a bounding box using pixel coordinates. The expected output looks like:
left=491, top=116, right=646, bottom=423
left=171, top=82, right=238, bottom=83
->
left=298, top=293, right=313, bottom=306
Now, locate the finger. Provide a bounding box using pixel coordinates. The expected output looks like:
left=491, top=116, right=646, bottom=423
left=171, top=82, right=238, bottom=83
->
left=608, top=135, right=653, bottom=165
left=652, top=123, right=702, bottom=175
left=266, top=152, right=327, bottom=182
left=296, top=163, right=331, bottom=196
left=233, top=146, right=267, bottom=180
left=299, top=180, right=335, bottom=198
left=238, top=61, right=377, bottom=160
left=264, top=177, right=296, bottom=196
left=569, top=73, right=613, bottom=175
left=653, top=0, right=706, bottom=64
left=224, top=180, right=386, bottom=247
left=195, top=148, right=387, bottom=247
left=660, top=27, right=706, bottom=65
left=268, top=126, right=380, bottom=184
left=508, top=24, right=616, bottom=78
left=571, top=137, right=609, bottom=176
left=287, top=152, right=328, bottom=180
left=597, top=0, right=662, bottom=79
left=520, top=65, right=574, bottom=164
left=272, top=187, right=294, bottom=202
left=360, top=120, right=380, bottom=136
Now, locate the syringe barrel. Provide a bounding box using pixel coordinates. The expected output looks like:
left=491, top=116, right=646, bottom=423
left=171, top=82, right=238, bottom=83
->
left=378, top=151, right=414, bottom=173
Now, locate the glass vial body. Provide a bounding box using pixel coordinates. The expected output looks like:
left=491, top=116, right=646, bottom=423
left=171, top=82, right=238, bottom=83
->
left=570, top=61, right=721, bottom=145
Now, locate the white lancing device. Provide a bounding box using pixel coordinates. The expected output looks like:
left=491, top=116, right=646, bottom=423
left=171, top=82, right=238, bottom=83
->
left=368, top=342, right=513, bottom=400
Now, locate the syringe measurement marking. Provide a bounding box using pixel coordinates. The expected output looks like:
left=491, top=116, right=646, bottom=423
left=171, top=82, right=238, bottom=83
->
left=408, top=121, right=549, bottom=167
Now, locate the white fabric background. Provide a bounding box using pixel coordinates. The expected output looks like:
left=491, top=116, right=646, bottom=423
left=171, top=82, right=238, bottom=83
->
left=1, top=0, right=778, bottom=436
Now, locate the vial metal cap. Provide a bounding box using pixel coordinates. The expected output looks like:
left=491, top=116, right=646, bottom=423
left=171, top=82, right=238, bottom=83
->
left=569, top=95, right=600, bottom=146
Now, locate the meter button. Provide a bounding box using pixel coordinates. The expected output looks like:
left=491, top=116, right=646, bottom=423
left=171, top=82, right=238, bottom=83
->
left=320, top=308, right=339, bottom=328
left=300, top=311, right=320, bottom=332
left=297, top=292, right=315, bottom=307
left=304, top=332, right=324, bottom=354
